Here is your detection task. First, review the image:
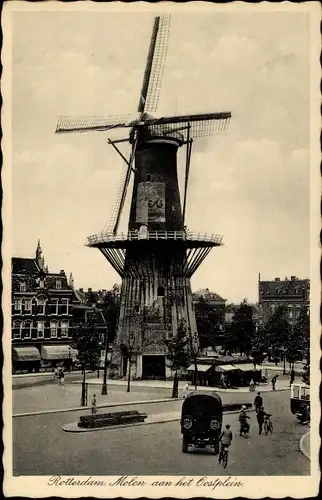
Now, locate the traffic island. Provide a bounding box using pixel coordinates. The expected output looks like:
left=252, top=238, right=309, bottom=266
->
left=62, top=403, right=253, bottom=433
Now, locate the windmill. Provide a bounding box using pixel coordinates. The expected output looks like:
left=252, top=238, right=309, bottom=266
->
left=56, top=15, right=231, bottom=380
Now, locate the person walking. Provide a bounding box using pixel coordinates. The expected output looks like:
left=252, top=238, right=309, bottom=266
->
left=271, top=374, right=278, bottom=391
left=239, top=405, right=250, bottom=437
left=58, top=367, right=65, bottom=387
left=91, top=394, right=97, bottom=415
left=290, top=368, right=295, bottom=387
left=257, top=406, right=271, bottom=435
left=254, top=392, right=263, bottom=413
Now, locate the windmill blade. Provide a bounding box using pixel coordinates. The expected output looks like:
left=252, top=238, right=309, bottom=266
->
left=103, top=145, right=132, bottom=235
left=55, top=113, right=133, bottom=134
left=142, top=111, right=232, bottom=138
left=138, top=15, right=171, bottom=114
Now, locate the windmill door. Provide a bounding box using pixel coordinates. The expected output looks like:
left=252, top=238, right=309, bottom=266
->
left=142, top=355, right=166, bottom=380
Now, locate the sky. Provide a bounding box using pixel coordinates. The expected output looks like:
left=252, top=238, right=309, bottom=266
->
left=10, top=5, right=312, bottom=303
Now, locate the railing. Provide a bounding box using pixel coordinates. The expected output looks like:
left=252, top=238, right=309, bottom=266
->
left=87, top=230, right=223, bottom=246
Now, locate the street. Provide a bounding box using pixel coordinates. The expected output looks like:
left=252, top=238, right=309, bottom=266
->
left=12, top=387, right=309, bottom=476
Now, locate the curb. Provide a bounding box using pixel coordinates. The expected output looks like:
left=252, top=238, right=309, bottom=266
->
left=12, top=397, right=182, bottom=418
left=299, top=431, right=310, bottom=460
left=62, top=408, right=256, bottom=433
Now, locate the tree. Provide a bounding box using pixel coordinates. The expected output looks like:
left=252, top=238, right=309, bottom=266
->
left=265, top=306, right=290, bottom=364
left=250, top=325, right=268, bottom=368
left=72, top=313, right=101, bottom=406
left=194, top=297, right=221, bottom=349
left=99, top=291, right=119, bottom=345
left=229, top=299, right=255, bottom=355
left=302, top=360, right=310, bottom=386
left=165, top=320, right=191, bottom=397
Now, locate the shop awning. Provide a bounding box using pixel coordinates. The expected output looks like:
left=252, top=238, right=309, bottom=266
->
left=187, top=364, right=213, bottom=372
left=235, top=363, right=259, bottom=372
left=41, top=345, right=78, bottom=360
left=216, top=364, right=238, bottom=372
left=13, top=347, right=40, bottom=362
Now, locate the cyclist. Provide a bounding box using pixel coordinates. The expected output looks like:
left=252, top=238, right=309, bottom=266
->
left=239, top=405, right=250, bottom=436
left=218, top=424, right=233, bottom=463
left=257, top=406, right=271, bottom=435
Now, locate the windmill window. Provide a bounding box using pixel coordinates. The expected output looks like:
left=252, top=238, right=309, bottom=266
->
left=157, top=286, right=165, bottom=297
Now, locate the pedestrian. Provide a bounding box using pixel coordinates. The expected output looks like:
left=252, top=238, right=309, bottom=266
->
left=220, top=373, right=227, bottom=389
left=183, top=382, right=192, bottom=398
left=271, top=374, right=278, bottom=391
left=257, top=406, right=271, bottom=435
left=239, top=405, right=250, bottom=437
left=58, top=367, right=65, bottom=387
left=290, top=368, right=295, bottom=387
left=254, top=392, right=263, bottom=413
left=249, top=378, right=255, bottom=392
left=54, top=367, right=59, bottom=380
left=91, top=393, right=97, bottom=415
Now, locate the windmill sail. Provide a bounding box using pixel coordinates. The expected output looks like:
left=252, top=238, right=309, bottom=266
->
left=138, top=15, right=171, bottom=114
left=55, top=113, right=133, bottom=134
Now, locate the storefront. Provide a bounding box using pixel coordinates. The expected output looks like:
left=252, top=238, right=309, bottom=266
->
left=41, top=345, right=78, bottom=370
left=187, top=363, right=213, bottom=386
left=12, top=347, right=41, bottom=373
left=234, top=363, right=262, bottom=385
left=215, top=364, right=239, bottom=387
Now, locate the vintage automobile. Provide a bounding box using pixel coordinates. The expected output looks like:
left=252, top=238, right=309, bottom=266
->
left=290, top=383, right=310, bottom=422
left=180, top=390, right=223, bottom=454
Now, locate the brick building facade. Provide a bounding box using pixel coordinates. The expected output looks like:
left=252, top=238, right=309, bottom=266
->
left=11, top=241, right=77, bottom=373
left=258, top=275, right=310, bottom=325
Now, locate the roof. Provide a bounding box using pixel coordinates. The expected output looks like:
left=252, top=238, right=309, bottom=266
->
left=259, top=278, right=309, bottom=298
left=12, top=258, right=40, bottom=275
left=193, top=289, right=226, bottom=302
left=184, top=390, right=222, bottom=402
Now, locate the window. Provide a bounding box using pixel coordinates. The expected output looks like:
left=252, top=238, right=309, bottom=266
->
left=23, top=321, right=32, bottom=339
left=37, top=297, right=46, bottom=315
left=296, top=306, right=301, bottom=318
left=56, top=280, right=62, bottom=289
left=14, top=298, right=22, bottom=312
left=37, top=321, right=45, bottom=338
left=157, top=286, right=165, bottom=297
left=288, top=306, right=293, bottom=319
left=271, top=304, right=276, bottom=313
left=20, top=282, right=26, bottom=292
left=24, top=298, right=32, bottom=312
left=13, top=320, right=22, bottom=339
left=146, top=174, right=151, bottom=181
left=39, top=279, right=45, bottom=288
left=61, top=321, right=69, bottom=337
left=61, top=298, right=69, bottom=315
left=50, top=298, right=59, bottom=315
left=50, top=321, right=58, bottom=338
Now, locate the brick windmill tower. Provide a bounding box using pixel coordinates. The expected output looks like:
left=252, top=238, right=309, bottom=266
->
left=56, top=16, right=231, bottom=380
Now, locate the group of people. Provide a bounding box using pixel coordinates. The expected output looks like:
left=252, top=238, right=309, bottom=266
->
left=218, top=393, right=273, bottom=461
left=53, top=366, right=65, bottom=386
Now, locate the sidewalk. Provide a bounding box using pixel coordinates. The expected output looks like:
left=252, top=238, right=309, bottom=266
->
left=83, top=375, right=302, bottom=393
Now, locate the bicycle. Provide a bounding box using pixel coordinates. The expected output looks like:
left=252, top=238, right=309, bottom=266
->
left=218, top=444, right=229, bottom=469
left=264, top=416, right=273, bottom=435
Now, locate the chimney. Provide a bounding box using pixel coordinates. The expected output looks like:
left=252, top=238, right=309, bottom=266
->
left=274, top=277, right=280, bottom=281
left=60, top=270, right=65, bottom=275
left=291, top=276, right=297, bottom=281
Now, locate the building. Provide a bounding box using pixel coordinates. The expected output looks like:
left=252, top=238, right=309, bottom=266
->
left=12, top=241, right=76, bottom=373
left=192, top=288, right=226, bottom=331
left=258, top=275, right=310, bottom=325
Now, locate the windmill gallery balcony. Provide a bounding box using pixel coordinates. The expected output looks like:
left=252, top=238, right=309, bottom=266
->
left=86, top=230, right=223, bottom=278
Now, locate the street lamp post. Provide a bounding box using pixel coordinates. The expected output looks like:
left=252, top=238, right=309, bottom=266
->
left=127, top=333, right=135, bottom=393
left=68, top=346, right=71, bottom=373
left=101, top=328, right=109, bottom=396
